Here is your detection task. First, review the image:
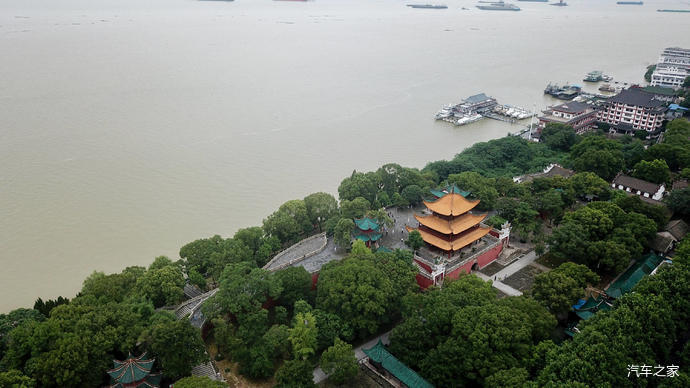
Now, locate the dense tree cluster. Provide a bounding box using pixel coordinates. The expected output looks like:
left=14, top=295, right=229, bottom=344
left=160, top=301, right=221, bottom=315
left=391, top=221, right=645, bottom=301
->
left=390, top=275, right=556, bottom=387
left=549, top=202, right=656, bottom=274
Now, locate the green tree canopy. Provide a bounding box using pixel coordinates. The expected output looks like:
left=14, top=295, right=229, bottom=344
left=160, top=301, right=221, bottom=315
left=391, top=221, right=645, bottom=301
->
left=632, top=159, right=671, bottom=184
left=320, top=337, right=358, bottom=385
left=173, top=376, right=227, bottom=388
left=532, top=263, right=599, bottom=316
left=541, top=123, right=578, bottom=151
left=263, top=199, right=313, bottom=245
left=289, top=312, right=318, bottom=360
left=141, top=319, right=207, bottom=380
left=570, top=136, right=624, bottom=181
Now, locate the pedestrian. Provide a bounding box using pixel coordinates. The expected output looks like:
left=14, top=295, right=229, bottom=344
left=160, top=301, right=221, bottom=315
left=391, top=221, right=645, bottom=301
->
left=494, top=276, right=496, bottom=281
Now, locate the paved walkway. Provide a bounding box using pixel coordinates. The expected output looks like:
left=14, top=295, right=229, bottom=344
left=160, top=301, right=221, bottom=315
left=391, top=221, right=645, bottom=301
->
left=473, top=250, right=537, bottom=297
left=295, top=237, right=346, bottom=273
left=264, top=233, right=327, bottom=271
left=475, top=272, right=522, bottom=296
left=313, top=331, right=391, bottom=384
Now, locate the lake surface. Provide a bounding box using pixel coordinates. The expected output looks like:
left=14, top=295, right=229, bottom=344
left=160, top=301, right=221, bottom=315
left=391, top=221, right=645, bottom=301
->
left=1, top=0, right=688, bottom=311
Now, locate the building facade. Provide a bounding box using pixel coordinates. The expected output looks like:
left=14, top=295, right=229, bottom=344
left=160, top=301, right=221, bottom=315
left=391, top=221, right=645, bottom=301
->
left=597, top=88, right=666, bottom=135
left=651, top=47, right=690, bottom=89
left=538, top=101, right=598, bottom=134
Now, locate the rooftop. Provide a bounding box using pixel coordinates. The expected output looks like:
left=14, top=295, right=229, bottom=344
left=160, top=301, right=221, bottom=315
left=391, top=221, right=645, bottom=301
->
left=641, top=85, right=677, bottom=96
left=355, top=217, right=380, bottom=232
left=463, top=93, right=494, bottom=104
left=551, top=101, right=593, bottom=114
left=410, top=225, right=491, bottom=252
left=606, top=253, right=664, bottom=299
left=665, top=219, right=688, bottom=241
left=423, top=193, right=480, bottom=216
left=609, top=88, right=666, bottom=109
left=612, top=174, right=662, bottom=194
left=415, top=213, right=487, bottom=235
left=363, top=340, right=434, bottom=388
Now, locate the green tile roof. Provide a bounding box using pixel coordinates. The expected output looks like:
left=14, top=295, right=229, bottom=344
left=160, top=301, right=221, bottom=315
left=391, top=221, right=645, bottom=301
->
left=430, top=184, right=471, bottom=199
left=108, top=352, right=161, bottom=387
left=363, top=340, right=434, bottom=388
left=606, top=253, right=663, bottom=299
left=355, top=217, right=380, bottom=232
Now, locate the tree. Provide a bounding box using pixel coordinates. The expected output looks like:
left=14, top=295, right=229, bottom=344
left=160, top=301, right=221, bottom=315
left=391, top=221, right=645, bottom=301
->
left=179, top=235, right=230, bottom=276
left=273, top=266, right=312, bottom=308
left=401, top=184, right=424, bottom=205
left=448, top=171, right=499, bottom=210
left=666, top=188, right=690, bottom=217
left=143, top=319, right=207, bottom=380
left=320, top=338, right=358, bottom=385
left=263, top=324, right=291, bottom=359
left=532, top=263, right=599, bottom=316
left=304, top=192, right=338, bottom=231
left=173, top=376, right=227, bottom=388
left=484, top=367, right=529, bottom=388
left=289, top=312, right=318, bottom=360
left=406, top=230, right=424, bottom=252
left=187, top=266, right=207, bottom=291
left=80, top=266, right=145, bottom=303
left=633, top=159, right=671, bottom=184
left=312, top=309, right=354, bottom=351
left=420, top=304, right=534, bottom=387
left=333, top=218, right=354, bottom=249
left=135, top=263, right=185, bottom=308
left=339, top=197, right=371, bottom=220
left=569, top=172, right=610, bottom=200
left=317, top=258, right=395, bottom=336
left=0, top=370, right=35, bottom=388
left=263, top=199, right=313, bottom=245
left=275, top=359, right=315, bottom=388
left=203, top=262, right=282, bottom=318
left=644, top=64, right=656, bottom=82
left=570, top=136, right=624, bottom=181
left=541, top=123, right=578, bottom=151
left=338, top=171, right=377, bottom=203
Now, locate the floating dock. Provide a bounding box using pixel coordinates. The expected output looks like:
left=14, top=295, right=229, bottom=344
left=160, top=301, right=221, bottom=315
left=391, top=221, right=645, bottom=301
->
left=435, top=94, right=531, bottom=126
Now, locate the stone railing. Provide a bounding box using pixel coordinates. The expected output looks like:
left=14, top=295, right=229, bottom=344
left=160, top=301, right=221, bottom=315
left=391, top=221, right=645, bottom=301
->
left=262, top=232, right=328, bottom=271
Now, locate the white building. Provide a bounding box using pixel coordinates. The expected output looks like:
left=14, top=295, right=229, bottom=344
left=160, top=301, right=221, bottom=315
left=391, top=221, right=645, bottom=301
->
left=651, top=47, right=689, bottom=89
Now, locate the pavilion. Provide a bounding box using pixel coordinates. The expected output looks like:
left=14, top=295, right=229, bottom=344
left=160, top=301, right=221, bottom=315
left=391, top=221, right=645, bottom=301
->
left=107, top=352, right=161, bottom=388
left=354, top=217, right=382, bottom=248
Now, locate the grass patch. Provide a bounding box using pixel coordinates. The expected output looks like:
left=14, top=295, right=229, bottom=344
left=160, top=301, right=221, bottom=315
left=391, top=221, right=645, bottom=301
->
left=536, top=252, right=569, bottom=269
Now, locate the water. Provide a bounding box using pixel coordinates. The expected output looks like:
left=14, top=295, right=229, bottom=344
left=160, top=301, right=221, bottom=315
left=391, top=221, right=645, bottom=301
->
left=1, top=0, right=687, bottom=311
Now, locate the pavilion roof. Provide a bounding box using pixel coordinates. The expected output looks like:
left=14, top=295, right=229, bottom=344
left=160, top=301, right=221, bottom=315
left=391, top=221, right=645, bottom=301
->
left=363, top=340, right=433, bottom=388
left=605, top=253, right=663, bottom=299
left=423, top=193, right=480, bottom=216
left=108, top=352, right=161, bottom=387
left=355, top=217, right=380, bottom=232
left=430, top=184, right=471, bottom=199
left=355, top=232, right=383, bottom=242
left=408, top=226, right=490, bottom=252
left=414, top=213, right=487, bottom=235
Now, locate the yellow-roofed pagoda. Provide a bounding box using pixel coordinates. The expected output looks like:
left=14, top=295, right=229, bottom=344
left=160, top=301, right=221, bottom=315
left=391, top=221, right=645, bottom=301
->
left=407, top=191, right=491, bottom=256
left=406, top=184, right=511, bottom=289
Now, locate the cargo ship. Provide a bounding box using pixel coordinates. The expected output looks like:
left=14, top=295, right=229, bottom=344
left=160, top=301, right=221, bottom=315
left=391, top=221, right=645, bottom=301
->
left=550, top=0, right=568, bottom=5
left=657, top=9, right=690, bottom=12
left=407, top=4, right=448, bottom=8
left=518, top=0, right=547, bottom=2
left=476, top=2, right=521, bottom=10
left=583, top=71, right=603, bottom=82
left=617, top=1, right=643, bottom=4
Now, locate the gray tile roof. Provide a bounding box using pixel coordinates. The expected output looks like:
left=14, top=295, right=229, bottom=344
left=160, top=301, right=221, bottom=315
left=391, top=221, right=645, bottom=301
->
left=612, top=174, right=662, bottom=194
left=552, top=101, right=592, bottom=114
left=609, top=88, right=666, bottom=109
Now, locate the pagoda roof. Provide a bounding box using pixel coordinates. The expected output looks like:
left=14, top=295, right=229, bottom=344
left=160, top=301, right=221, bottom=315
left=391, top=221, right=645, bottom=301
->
left=430, top=184, right=471, bottom=199
left=408, top=226, right=491, bottom=252
left=415, top=213, right=487, bottom=235
left=355, top=232, right=383, bottom=242
left=363, top=340, right=433, bottom=388
left=423, top=193, right=480, bottom=216
left=108, top=352, right=161, bottom=387
left=355, top=217, right=380, bottom=232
